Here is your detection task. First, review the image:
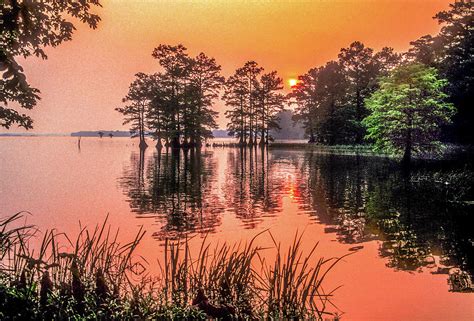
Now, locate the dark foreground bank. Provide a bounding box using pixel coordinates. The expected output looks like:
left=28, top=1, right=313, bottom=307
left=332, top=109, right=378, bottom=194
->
left=0, top=213, right=345, bottom=320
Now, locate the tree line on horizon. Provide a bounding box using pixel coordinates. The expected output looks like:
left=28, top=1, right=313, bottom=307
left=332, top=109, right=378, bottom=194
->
left=1, top=1, right=472, bottom=161
left=290, top=1, right=472, bottom=161
left=116, top=49, right=287, bottom=149
left=116, top=1, right=472, bottom=161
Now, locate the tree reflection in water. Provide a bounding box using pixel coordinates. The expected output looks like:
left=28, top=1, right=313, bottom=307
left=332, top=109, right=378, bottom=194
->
left=120, top=148, right=222, bottom=239
left=297, top=153, right=473, bottom=292
left=223, top=147, right=283, bottom=228
left=120, top=147, right=473, bottom=292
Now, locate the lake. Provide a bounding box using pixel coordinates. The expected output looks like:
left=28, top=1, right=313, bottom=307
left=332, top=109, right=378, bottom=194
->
left=0, top=136, right=473, bottom=320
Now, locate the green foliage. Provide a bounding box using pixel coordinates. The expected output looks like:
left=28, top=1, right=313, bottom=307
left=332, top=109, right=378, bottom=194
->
left=289, top=1, right=471, bottom=146
left=0, top=0, right=101, bottom=129
left=408, top=1, right=473, bottom=143
left=290, top=43, right=400, bottom=145
left=363, top=63, right=455, bottom=161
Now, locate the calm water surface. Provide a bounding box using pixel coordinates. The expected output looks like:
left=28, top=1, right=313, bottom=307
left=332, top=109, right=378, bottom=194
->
left=1, top=137, right=473, bottom=320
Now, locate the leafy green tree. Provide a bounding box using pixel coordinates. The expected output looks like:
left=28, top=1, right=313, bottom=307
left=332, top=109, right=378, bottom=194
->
left=291, top=45, right=399, bottom=145
left=363, top=63, right=455, bottom=163
left=0, top=0, right=101, bottom=129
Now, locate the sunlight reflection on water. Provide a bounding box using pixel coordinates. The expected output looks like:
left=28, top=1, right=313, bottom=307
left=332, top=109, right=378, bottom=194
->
left=1, top=137, right=473, bottom=320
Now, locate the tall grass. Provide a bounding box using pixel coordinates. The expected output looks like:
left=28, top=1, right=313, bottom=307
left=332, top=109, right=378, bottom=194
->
left=0, top=213, right=345, bottom=320
left=260, top=232, right=349, bottom=320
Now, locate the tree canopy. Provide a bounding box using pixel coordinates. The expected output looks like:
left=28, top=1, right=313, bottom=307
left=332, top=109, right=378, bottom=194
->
left=0, top=0, right=101, bottom=129
left=363, top=63, right=455, bottom=162
left=288, top=1, right=471, bottom=147
left=407, top=1, right=473, bottom=143
left=289, top=43, right=400, bottom=145
left=223, top=61, right=285, bottom=146
left=117, top=44, right=224, bottom=149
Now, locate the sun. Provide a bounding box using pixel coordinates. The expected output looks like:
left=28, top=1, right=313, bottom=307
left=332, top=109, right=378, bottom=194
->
left=288, top=78, right=298, bottom=87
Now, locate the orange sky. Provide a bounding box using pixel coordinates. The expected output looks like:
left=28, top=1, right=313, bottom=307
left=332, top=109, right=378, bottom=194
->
left=9, top=0, right=453, bottom=133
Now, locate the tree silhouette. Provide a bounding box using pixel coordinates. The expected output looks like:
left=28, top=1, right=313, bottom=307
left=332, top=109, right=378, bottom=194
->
left=116, top=73, right=152, bottom=149
left=224, top=62, right=286, bottom=146
left=187, top=52, right=224, bottom=146
left=239, top=61, right=264, bottom=145
left=0, top=0, right=101, bottom=129
left=309, top=61, right=348, bottom=145
left=254, top=71, right=286, bottom=145
left=223, top=72, right=249, bottom=145
left=407, top=35, right=443, bottom=66
left=338, top=41, right=379, bottom=144
left=435, top=1, right=474, bottom=144
left=140, top=45, right=223, bottom=149
left=290, top=62, right=348, bottom=144
left=146, top=73, right=169, bottom=148
left=288, top=68, right=319, bottom=142
left=290, top=43, right=400, bottom=144
left=406, top=1, right=473, bottom=144
left=151, top=44, right=191, bottom=148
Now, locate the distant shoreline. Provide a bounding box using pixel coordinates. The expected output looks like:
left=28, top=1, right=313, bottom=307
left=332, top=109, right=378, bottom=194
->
left=0, top=133, right=69, bottom=137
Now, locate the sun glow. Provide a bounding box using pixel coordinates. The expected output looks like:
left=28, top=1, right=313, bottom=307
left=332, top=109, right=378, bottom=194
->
left=288, top=78, right=298, bottom=87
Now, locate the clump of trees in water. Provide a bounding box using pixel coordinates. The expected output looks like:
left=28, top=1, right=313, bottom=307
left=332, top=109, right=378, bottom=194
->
left=290, top=1, right=472, bottom=162
left=116, top=45, right=224, bottom=149
left=223, top=61, right=286, bottom=146
left=117, top=56, right=287, bottom=149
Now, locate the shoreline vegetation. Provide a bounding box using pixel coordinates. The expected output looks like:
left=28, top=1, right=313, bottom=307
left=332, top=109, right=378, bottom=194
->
left=4, top=132, right=473, bottom=161
left=0, top=213, right=346, bottom=320
left=107, top=1, right=472, bottom=164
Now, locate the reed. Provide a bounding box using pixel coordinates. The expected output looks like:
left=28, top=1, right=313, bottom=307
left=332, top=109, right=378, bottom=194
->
left=260, top=231, right=349, bottom=320
left=0, top=213, right=345, bottom=320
